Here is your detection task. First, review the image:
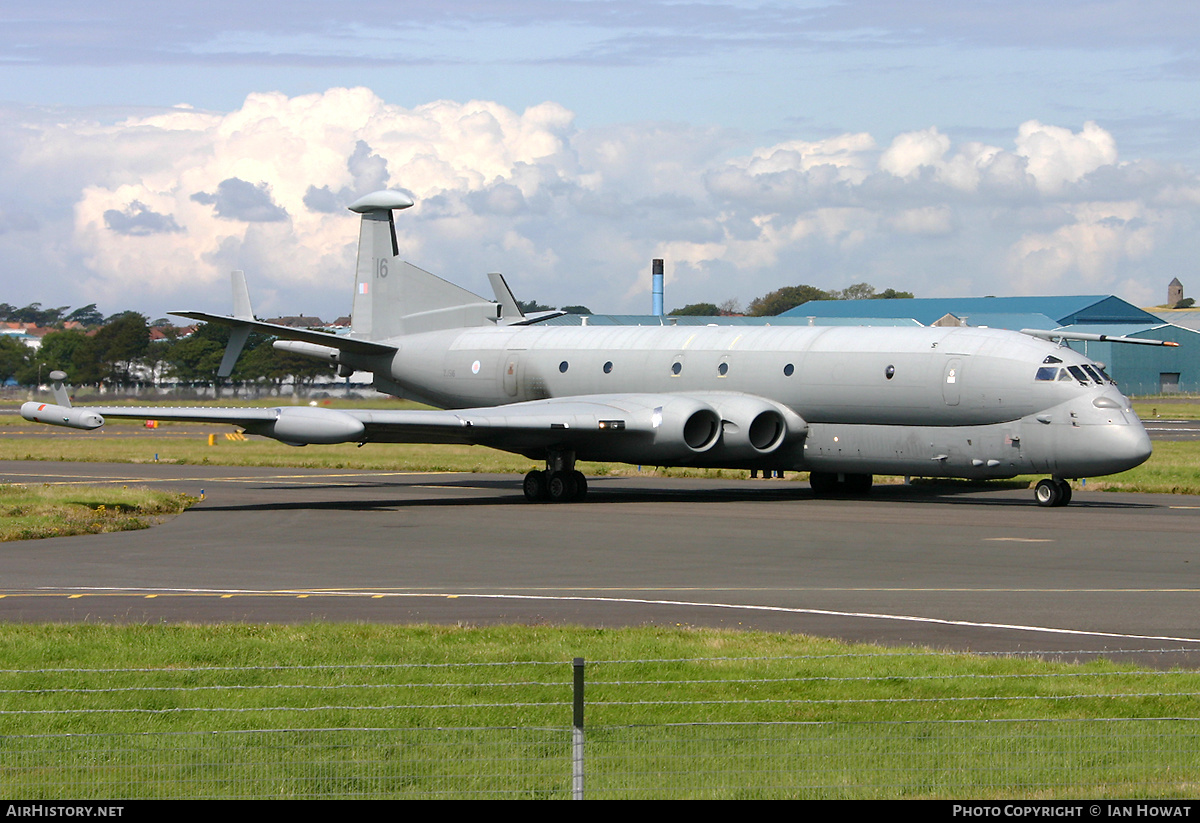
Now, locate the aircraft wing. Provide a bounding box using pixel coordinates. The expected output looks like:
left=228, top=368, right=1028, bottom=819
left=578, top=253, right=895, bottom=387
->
left=23, top=393, right=807, bottom=462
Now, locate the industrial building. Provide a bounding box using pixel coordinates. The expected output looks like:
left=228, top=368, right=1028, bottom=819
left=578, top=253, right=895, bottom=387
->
left=545, top=258, right=1196, bottom=396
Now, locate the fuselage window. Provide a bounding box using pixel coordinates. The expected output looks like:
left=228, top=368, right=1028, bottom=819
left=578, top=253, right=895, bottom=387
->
left=718, top=362, right=729, bottom=377
left=885, top=365, right=895, bottom=380
left=1035, top=366, right=1058, bottom=381
left=783, top=363, right=795, bottom=377
left=603, top=361, right=613, bottom=374
left=559, top=361, right=569, bottom=373
left=671, top=361, right=682, bottom=375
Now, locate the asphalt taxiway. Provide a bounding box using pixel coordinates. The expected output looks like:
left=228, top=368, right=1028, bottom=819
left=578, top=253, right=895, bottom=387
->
left=1, top=460, right=1199, bottom=664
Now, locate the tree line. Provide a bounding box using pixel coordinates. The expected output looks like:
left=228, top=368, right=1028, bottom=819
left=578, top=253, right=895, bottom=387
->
left=669, top=282, right=914, bottom=317
left=0, top=302, right=107, bottom=327
left=0, top=313, right=334, bottom=390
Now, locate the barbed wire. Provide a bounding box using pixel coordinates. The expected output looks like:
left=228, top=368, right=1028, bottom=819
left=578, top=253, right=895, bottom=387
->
left=587, top=670, right=1190, bottom=686
left=587, top=648, right=1200, bottom=665
left=1, top=668, right=1189, bottom=697
left=3, top=691, right=1200, bottom=716
left=0, top=680, right=566, bottom=695
left=0, top=701, right=569, bottom=715
left=0, top=660, right=568, bottom=675
left=2, top=648, right=1196, bottom=677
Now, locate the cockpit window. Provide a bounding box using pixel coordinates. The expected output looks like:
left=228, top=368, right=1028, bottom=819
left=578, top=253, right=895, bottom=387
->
left=1035, top=367, right=1059, bottom=381
left=1081, top=364, right=1105, bottom=384
left=1096, top=365, right=1114, bottom=383
left=1067, top=366, right=1089, bottom=384
left=1043, top=355, right=1063, bottom=364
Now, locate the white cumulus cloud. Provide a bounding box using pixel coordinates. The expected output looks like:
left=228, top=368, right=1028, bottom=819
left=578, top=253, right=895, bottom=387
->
left=0, top=90, right=1197, bottom=318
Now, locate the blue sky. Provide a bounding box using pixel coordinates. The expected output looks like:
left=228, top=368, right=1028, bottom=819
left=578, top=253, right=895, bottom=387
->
left=1, top=1, right=1198, bottom=318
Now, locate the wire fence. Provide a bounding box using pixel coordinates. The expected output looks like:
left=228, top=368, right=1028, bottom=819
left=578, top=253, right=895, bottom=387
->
left=3, top=649, right=1200, bottom=799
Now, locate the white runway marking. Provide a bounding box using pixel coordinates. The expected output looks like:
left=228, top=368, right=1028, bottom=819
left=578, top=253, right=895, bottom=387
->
left=30, top=586, right=1200, bottom=646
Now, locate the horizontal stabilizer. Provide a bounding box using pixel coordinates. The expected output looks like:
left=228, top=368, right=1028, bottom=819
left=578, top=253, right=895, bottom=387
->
left=171, top=311, right=397, bottom=358
left=509, top=310, right=568, bottom=325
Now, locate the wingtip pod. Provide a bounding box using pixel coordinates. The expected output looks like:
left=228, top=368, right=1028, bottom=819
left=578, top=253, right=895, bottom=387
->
left=21, top=402, right=104, bottom=430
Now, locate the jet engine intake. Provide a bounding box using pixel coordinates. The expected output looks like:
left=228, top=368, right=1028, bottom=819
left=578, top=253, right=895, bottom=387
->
left=641, top=396, right=722, bottom=458
left=700, top=395, right=808, bottom=459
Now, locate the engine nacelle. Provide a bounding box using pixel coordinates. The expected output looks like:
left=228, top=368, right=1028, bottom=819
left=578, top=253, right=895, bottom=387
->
left=244, top=407, right=366, bottom=445
left=21, top=402, right=104, bottom=430
left=641, top=396, right=722, bottom=459
left=702, top=394, right=808, bottom=459
left=581, top=395, right=723, bottom=463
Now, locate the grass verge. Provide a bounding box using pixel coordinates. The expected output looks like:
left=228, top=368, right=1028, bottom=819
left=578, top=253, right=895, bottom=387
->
left=0, top=483, right=195, bottom=541
left=3, top=417, right=1199, bottom=493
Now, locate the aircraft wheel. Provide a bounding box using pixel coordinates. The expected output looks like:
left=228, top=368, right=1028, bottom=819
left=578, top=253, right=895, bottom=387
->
left=548, top=471, right=579, bottom=503
left=523, top=470, right=548, bottom=502
left=809, top=471, right=838, bottom=497
left=571, top=470, right=588, bottom=501
left=1056, top=479, right=1073, bottom=506
left=1034, top=478, right=1063, bottom=508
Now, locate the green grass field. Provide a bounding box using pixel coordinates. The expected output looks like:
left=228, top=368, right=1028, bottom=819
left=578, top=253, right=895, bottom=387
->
left=2, top=624, right=1198, bottom=799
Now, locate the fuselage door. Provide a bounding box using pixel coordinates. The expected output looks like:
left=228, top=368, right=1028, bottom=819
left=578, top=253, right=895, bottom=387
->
left=503, top=352, right=521, bottom=397
left=942, top=358, right=962, bottom=406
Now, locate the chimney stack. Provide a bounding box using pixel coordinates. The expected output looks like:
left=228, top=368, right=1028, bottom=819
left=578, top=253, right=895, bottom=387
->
left=652, top=259, right=664, bottom=316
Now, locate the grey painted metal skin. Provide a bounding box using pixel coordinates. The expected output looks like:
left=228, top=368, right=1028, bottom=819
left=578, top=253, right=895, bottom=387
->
left=352, top=321, right=1150, bottom=480
left=21, top=190, right=1152, bottom=505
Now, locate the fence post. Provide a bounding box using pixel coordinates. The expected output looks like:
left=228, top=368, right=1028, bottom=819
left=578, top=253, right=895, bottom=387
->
left=573, top=657, right=585, bottom=799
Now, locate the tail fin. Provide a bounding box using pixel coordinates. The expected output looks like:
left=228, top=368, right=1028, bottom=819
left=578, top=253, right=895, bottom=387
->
left=348, top=191, right=499, bottom=339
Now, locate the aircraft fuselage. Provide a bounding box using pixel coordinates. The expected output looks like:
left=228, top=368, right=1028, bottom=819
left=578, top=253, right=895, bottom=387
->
left=346, top=323, right=1151, bottom=481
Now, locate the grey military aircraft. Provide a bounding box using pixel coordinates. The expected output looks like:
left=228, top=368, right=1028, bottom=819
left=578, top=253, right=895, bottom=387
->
left=23, top=190, right=1162, bottom=507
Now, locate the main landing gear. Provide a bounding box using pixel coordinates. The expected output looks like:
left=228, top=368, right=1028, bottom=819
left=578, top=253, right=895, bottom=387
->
left=1034, top=478, right=1073, bottom=508
left=523, top=449, right=588, bottom=503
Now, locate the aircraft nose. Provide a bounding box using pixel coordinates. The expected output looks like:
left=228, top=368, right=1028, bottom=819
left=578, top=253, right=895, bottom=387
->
left=1118, top=424, right=1147, bottom=470
left=1111, top=418, right=1152, bottom=473
left=1055, top=415, right=1152, bottom=477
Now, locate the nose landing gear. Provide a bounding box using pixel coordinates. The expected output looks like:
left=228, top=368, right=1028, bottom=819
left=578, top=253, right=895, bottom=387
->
left=1034, top=478, right=1073, bottom=507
